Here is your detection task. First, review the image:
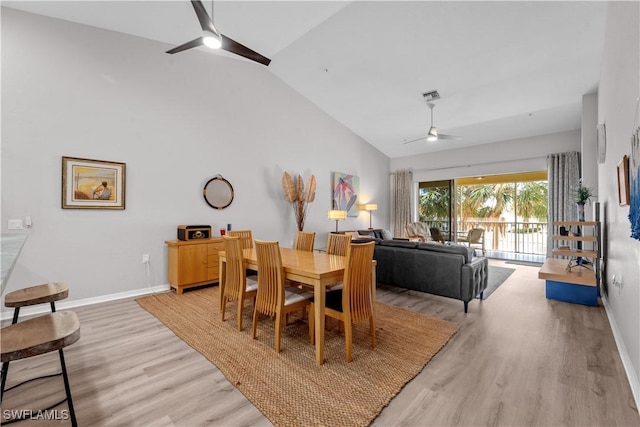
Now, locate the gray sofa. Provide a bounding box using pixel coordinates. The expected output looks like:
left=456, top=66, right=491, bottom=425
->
left=372, top=240, right=489, bottom=313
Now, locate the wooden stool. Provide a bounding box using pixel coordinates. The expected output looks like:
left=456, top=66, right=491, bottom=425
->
left=1, top=311, right=80, bottom=426
left=4, top=282, right=69, bottom=324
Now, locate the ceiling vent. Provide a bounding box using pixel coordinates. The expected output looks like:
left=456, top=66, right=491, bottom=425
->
left=422, top=90, right=440, bottom=101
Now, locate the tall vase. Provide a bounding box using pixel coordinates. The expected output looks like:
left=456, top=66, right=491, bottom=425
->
left=576, top=202, right=586, bottom=222
left=576, top=202, right=585, bottom=264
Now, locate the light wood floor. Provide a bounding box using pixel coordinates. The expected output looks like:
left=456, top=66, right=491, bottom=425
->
left=2, top=260, right=638, bottom=426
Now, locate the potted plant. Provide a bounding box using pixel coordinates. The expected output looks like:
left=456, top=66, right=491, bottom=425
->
left=574, top=184, right=593, bottom=222
left=574, top=184, right=593, bottom=204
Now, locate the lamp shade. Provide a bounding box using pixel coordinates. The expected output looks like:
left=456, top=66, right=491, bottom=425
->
left=364, top=204, right=378, bottom=211
left=328, top=210, right=347, bottom=220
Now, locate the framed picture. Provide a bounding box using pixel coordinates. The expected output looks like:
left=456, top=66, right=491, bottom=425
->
left=617, top=155, right=629, bottom=207
left=332, top=172, right=359, bottom=217
left=62, top=156, right=126, bottom=209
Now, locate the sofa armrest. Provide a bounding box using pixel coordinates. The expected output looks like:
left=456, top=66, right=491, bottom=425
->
left=460, top=257, right=489, bottom=302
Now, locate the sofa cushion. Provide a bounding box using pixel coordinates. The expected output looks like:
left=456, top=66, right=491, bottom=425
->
left=379, top=240, right=419, bottom=249
left=352, top=237, right=381, bottom=244
left=417, top=242, right=475, bottom=263
left=381, top=229, right=393, bottom=240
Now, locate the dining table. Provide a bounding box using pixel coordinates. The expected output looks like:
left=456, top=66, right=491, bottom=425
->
left=218, top=246, right=376, bottom=365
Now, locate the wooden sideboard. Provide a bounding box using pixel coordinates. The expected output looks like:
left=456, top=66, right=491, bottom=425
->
left=165, top=238, right=224, bottom=294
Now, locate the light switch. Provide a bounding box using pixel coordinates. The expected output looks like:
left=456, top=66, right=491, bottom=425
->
left=8, top=219, right=23, bottom=230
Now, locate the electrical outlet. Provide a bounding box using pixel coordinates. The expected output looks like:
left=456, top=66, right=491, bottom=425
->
left=142, top=254, right=150, bottom=264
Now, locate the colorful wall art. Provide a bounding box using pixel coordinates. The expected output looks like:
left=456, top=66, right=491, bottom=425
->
left=629, top=127, right=640, bottom=240
left=332, top=172, right=359, bottom=217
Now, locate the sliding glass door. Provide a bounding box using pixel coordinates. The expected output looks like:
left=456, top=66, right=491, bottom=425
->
left=418, top=180, right=454, bottom=241
left=456, top=172, right=548, bottom=255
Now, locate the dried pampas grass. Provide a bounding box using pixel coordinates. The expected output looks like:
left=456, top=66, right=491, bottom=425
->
left=282, top=172, right=297, bottom=202
left=281, top=172, right=316, bottom=231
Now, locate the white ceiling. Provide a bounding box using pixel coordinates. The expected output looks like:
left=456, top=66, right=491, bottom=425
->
left=2, top=1, right=608, bottom=158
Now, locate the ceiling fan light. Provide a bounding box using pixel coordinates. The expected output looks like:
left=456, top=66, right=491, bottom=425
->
left=202, top=30, right=222, bottom=49
left=427, top=127, right=438, bottom=141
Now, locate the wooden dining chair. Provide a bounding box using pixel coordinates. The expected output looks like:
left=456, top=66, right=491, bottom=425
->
left=324, top=233, right=352, bottom=291
left=326, top=233, right=351, bottom=256
left=309, top=241, right=376, bottom=362
left=221, top=236, right=258, bottom=331
left=252, top=240, right=313, bottom=352
left=294, top=231, right=315, bottom=252
left=227, top=229, right=253, bottom=249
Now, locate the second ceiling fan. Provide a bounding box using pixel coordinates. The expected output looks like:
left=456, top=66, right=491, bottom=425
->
left=166, top=0, right=271, bottom=66
left=403, top=100, right=461, bottom=144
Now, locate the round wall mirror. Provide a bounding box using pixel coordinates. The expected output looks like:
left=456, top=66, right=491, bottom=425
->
left=203, top=175, right=234, bottom=209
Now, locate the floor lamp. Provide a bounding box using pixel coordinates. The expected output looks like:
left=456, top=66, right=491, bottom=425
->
left=328, top=210, right=347, bottom=232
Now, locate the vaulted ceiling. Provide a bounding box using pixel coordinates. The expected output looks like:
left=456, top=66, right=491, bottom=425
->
left=2, top=1, right=607, bottom=158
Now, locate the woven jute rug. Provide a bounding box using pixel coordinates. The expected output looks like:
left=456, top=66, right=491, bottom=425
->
left=136, top=287, right=458, bottom=427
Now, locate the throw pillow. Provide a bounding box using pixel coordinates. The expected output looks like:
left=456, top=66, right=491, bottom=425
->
left=381, top=229, right=393, bottom=240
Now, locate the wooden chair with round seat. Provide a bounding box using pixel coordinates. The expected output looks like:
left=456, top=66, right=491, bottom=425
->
left=1, top=311, right=80, bottom=426
left=4, top=282, right=69, bottom=324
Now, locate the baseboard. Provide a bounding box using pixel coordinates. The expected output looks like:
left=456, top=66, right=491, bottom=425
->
left=601, top=293, right=640, bottom=413
left=1, top=284, right=171, bottom=322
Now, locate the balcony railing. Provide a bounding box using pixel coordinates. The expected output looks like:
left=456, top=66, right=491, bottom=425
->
left=422, top=220, right=548, bottom=256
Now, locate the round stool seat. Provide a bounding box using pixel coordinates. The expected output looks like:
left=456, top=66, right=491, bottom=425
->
left=1, top=311, right=80, bottom=363
left=4, top=282, right=68, bottom=308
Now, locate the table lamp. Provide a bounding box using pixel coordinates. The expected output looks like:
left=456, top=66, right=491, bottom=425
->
left=328, top=210, right=347, bottom=232
left=363, top=203, right=377, bottom=229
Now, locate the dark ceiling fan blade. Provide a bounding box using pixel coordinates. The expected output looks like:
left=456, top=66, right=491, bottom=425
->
left=438, top=134, right=462, bottom=140
left=166, top=37, right=204, bottom=54
left=221, top=34, right=271, bottom=66
left=191, top=0, right=217, bottom=34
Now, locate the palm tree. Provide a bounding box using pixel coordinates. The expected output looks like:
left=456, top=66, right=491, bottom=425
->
left=418, top=186, right=450, bottom=221
left=458, top=183, right=515, bottom=249
left=516, top=181, right=547, bottom=224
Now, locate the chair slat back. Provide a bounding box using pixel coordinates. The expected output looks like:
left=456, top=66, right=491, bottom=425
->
left=223, top=236, right=246, bottom=301
left=326, top=233, right=351, bottom=256
left=294, top=231, right=315, bottom=252
left=227, top=230, right=253, bottom=249
left=254, top=240, right=284, bottom=316
left=342, top=241, right=375, bottom=323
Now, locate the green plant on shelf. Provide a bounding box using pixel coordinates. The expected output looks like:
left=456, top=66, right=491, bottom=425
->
left=574, top=184, right=593, bottom=204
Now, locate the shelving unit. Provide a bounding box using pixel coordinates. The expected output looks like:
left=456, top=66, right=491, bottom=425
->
left=538, top=221, right=601, bottom=306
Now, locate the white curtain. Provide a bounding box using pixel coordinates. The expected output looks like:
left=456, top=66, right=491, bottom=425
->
left=392, top=169, right=412, bottom=237
left=547, top=151, right=580, bottom=256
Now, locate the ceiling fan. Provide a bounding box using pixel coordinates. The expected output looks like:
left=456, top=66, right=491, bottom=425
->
left=166, top=0, right=271, bottom=66
left=403, top=102, right=461, bottom=144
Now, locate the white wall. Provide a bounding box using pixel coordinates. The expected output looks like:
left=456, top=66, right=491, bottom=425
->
left=0, top=8, right=390, bottom=309
left=597, top=1, right=640, bottom=404
left=390, top=130, right=580, bottom=183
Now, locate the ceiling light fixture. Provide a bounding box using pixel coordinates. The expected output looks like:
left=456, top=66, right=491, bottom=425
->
left=202, top=30, right=222, bottom=49
left=426, top=126, right=438, bottom=142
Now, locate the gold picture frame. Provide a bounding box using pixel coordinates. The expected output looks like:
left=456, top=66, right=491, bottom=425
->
left=617, top=155, right=630, bottom=207
left=62, top=156, right=126, bottom=209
